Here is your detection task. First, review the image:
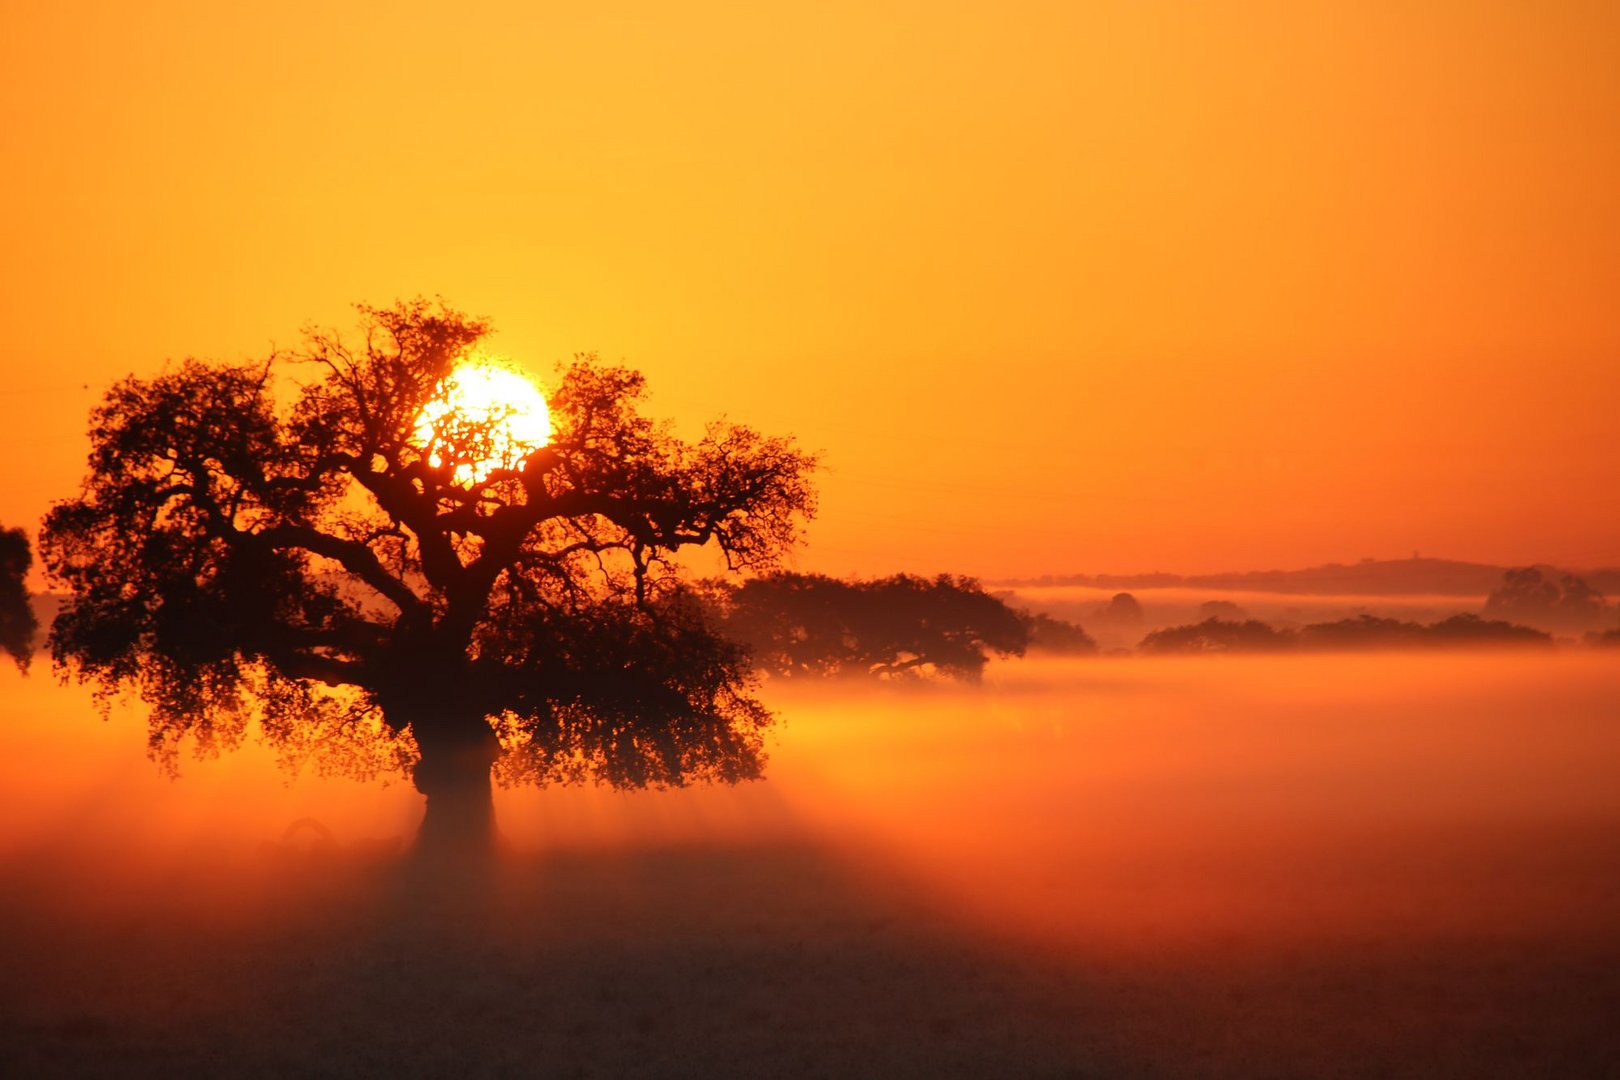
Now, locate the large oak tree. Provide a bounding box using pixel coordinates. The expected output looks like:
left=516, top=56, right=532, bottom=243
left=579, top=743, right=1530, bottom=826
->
left=40, top=301, right=816, bottom=850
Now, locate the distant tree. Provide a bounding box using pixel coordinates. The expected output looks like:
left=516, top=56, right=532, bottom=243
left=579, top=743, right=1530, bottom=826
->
left=1198, top=599, right=1249, bottom=621
left=1095, top=592, right=1144, bottom=625
left=1484, top=567, right=1609, bottom=632
left=1423, top=614, right=1553, bottom=648
left=1298, top=614, right=1427, bottom=651
left=0, top=525, right=37, bottom=670
left=39, top=301, right=816, bottom=852
left=719, top=572, right=1028, bottom=680
left=1019, top=610, right=1098, bottom=656
left=1138, top=618, right=1297, bottom=654
left=1485, top=567, right=1560, bottom=614
left=1084, top=590, right=1146, bottom=649
left=1555, top=575, right=1609, bottom=625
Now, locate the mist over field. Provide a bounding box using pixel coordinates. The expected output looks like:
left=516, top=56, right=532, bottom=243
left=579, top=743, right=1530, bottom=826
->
left=3, top=651, right=1617, bottom=1077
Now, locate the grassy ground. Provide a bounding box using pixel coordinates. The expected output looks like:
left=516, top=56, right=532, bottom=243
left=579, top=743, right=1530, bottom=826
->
left=2, top=833, right=1617, bottom=1079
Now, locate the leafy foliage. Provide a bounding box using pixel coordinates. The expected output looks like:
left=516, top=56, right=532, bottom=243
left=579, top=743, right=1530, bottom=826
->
left=1019, top=610, right=1099, bottom=656
left=0, top=525, right=37, bottom=670
left=41, top=300, right=817, bottom=788
left=717, top=572, right=1030, bottom=680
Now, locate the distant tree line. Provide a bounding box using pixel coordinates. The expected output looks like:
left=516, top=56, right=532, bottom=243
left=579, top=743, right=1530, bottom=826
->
left=16, top=533, right=1615, bottom=690
left=1139, top=613, right=1553, bottom=654
left=711, top=573, right=1579, bottom=673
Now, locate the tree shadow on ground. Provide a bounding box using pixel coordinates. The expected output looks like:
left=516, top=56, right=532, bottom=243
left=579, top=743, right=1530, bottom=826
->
left=0, top=840, right=1132, bottom=1079
left=4, top=835, right=1619, bottom=1079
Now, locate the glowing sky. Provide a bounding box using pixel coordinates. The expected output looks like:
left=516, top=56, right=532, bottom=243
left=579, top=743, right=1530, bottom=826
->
left=2, top=1, right=1616, bottom=578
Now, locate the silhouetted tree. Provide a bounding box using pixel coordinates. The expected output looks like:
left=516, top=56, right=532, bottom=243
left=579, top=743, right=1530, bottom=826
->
left=1198, top=599, right=1249, bottom=621
left=39, top=301, right=816, bottom=852
left=0, top=525, right=37, bottom=670
left=1422, top=613, right=1553, bottom=648
left=1095, top=592, right=1143, bottom=625
left=719, top=572, right=1028, bottom=680
left=1297, top=614, right=1427, bottom=650
left=1084, top=590, right=1146, bottom=649
left=1484, top=567, right=1609, bottom=632
left=1019, top=610, right=1099, bottom=656
left=1138, top=617, right=1296, bottom=654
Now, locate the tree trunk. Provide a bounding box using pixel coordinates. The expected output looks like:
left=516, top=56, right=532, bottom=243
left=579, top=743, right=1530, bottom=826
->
left=411, top=723, right=502, bottom=858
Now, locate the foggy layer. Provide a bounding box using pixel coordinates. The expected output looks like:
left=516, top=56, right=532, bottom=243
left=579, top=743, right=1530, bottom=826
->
left=2, top=652, right=1617, bottom=1076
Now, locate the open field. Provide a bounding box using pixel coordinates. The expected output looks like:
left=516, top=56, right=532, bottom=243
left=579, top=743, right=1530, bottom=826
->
left=2, top=652, right=1618, bottom=1077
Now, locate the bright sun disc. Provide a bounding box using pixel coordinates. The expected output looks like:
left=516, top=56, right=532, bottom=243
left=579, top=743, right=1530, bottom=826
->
left=412, top=359, right=552, bottom=486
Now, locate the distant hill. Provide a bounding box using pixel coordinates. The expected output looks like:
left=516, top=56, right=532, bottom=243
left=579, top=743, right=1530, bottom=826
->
left=997, top=558, right=1620, bottom=597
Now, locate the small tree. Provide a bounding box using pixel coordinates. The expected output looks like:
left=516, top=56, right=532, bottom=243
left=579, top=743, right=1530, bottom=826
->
left=0, top=524, right=37, bottom=670
left=40, top=301, right=816, bottom=850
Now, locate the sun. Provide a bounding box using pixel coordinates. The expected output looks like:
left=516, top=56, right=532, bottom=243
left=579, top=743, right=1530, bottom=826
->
left=412, top=358, right=552, bottom=486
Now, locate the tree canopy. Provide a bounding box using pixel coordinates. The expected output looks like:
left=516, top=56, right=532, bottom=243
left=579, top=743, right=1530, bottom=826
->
left=40, top=300, right=817, bottom=844
left=1484, top=567, right=1610, bottom=632
left=716, top=572, right=1031, bottom=680
left=0, top=524, right=36, bottom=671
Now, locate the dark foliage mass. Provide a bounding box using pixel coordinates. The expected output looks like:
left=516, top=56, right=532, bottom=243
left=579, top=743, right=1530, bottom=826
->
left=1140, top=613, right=1554, bottom=654
left=716, top=572, right=1041, bottom=680
left=1295, top=615, right=1427, bottom=650
left=1416, top=614, right=1555, bottom=648
left=1198, top=599, right=1249, bottom=621
left=1139, top=618, right=1296, bottom=654
left=0, top=524, right=37, bottom=670
left=39, top=301, right=816, bottom=841
left=1019, top=610, right=1100, bottom=656
left=1484, top=567, right=1610, bottom=632
left=1093, top=592, right=1144, bottom=625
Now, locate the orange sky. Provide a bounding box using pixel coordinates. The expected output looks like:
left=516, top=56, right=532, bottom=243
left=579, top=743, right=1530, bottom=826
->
left=2, top=1, right=1617, bottom=579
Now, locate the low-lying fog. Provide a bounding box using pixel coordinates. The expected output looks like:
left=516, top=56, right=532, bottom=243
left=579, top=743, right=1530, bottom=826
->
left=3, top=652, right=1617, bottom=1077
